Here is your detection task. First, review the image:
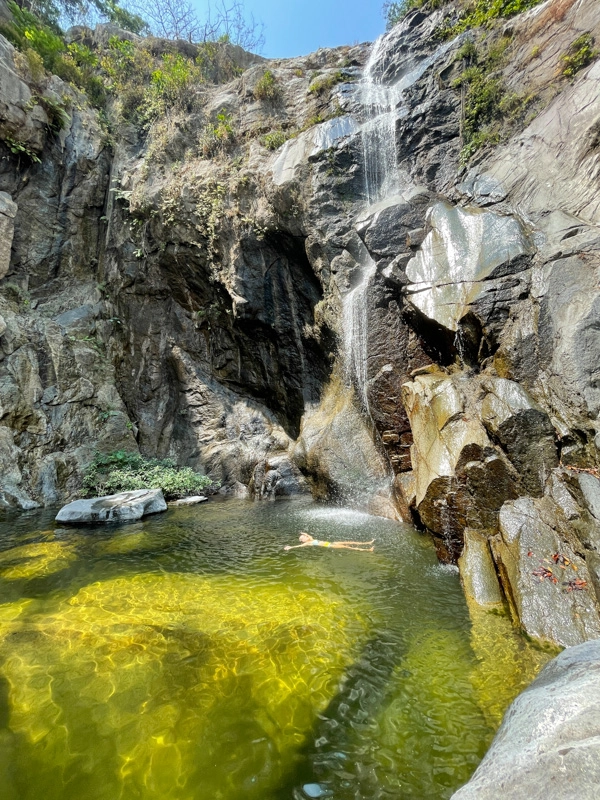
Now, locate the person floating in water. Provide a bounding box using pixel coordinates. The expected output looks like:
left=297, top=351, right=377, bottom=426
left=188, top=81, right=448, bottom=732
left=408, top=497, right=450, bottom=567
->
left=284, top=532, right=375, bottom=551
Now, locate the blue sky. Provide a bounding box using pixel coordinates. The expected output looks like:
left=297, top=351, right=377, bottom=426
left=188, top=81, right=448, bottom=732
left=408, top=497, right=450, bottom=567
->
left=196, top=0, right=386, bottom=58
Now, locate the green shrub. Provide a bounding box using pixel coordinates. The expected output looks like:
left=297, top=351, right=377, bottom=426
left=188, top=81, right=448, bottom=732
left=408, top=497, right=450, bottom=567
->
left=83, top=450, right=214, bottom=500
left=308, top=70, right=351, bottom=95
left=254, top=69, right=278, bottom=101
left=560, top=34, right=598, bottom=79
left=142, top=52, right=203, bottom=122
left=0, top=2, right=65, bottom=72
left=262, top=128, right=288, bottom=150
left=438, top=0, right=545, bottom=38
left=0, top=133, right=41, bottom=163
left=199, top=108, right=235, bottom=157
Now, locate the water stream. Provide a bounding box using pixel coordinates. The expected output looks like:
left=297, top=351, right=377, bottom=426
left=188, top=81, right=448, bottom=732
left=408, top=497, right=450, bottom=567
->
left=342, top=35, right=401, bottom=411
left=0, top=499, right=549, bottom=800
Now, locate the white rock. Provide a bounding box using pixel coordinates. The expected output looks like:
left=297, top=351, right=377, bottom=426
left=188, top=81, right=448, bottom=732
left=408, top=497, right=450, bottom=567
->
left=55, top=489, right=167, bottom=523
left=168, top=495, right=208, bottom=506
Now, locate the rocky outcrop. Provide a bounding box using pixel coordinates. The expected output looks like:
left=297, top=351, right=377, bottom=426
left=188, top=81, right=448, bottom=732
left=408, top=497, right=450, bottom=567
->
left=451, top=639, right=600, bottom=800
left=55, top=488, right=167, bottom=523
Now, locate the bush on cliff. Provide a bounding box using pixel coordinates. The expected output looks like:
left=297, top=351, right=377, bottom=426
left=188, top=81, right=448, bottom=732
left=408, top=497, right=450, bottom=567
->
left=83, top=451, right=214, bottom=499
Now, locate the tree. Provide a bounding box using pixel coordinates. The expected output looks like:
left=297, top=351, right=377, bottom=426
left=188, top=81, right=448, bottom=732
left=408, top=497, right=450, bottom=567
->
left=382, top=0, right=411, bottom=29
left=126, top=0, right=265, bottom=51
left=15, top=0, right=147, bottom=32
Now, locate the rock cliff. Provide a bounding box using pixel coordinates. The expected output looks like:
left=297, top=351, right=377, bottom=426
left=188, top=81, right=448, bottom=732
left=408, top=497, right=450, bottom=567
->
left=1, top=0, right=600, bottom=647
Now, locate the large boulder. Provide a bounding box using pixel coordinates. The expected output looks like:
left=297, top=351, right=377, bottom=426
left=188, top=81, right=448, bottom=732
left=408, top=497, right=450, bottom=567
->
left=405, top=201, right=533, bottom=333
left=451, top=640, right=600, bottom=800
left=55, top=489, right=167, bottom=524
left=401, top=369, right=520, bottom=559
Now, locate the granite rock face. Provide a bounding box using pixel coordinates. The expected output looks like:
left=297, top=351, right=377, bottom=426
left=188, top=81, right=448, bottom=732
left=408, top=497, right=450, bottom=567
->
left=55, top=489, right=167, bottom=523
left=451, top=640, right=600, bottom=800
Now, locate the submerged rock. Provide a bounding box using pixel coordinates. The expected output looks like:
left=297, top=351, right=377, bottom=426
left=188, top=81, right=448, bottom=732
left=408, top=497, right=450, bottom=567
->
left=451, top=640, right=600, bottom=800
left=55, top=489, right=167, bottom=523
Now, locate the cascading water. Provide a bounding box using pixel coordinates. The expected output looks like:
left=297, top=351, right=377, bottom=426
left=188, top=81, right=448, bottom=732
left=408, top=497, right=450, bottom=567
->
left=343, top=33, right=403, bottom=413
left=342, top=32, right=457, bottom=413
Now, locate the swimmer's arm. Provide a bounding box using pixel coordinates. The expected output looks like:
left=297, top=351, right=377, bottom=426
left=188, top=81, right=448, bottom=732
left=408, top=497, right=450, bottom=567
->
left=283, top=543, right=311, bottom=550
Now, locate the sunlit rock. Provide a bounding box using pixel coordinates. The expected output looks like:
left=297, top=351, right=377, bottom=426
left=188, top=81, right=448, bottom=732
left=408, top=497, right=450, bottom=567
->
left=402, top=370, right=520, bottom=560
left=452, top=641, right=600, bottom=799
left=55, top=489, right=167, bottom=524
left=492, top=496, right=600, bottom=648
left=458, top=530, right=504, bottom=612
left=405, top=201, right=533, bottom=332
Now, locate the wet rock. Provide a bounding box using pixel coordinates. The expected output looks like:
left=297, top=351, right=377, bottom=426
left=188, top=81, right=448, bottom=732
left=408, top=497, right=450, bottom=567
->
left=355, top=189, right=429, bottom=259
left=492, top=496, right=600, bottom=648
left=55, top=489, right=167, bottom=523
left=405, top=201, right=533, bottom=332
left=459, top=529, right=504, bottom=611
left=0, top=192, right=17, bottom=280
left=451, top=640, right=600, bottom=800
left=292, top=379, right=399, bottom=518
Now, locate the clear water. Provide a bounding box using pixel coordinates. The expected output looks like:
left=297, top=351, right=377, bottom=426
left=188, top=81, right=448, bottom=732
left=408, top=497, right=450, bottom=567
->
left=0, top=498, right=549, bottom=800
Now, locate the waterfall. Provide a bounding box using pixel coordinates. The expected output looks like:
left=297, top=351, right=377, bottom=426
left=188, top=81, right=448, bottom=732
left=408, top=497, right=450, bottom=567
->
left=359, top=35, right=403, bottom=205
left=342, top=33, right=402, bottom=413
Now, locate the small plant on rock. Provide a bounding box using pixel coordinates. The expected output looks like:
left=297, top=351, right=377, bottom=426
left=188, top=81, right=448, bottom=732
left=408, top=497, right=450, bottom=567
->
left=560, top=34, right=598, bottom=79
left=308, top=70, right=351, bottom=95
left=262, top=129, right=288, bottom=150
left=253, top=69, right=279, bottom=101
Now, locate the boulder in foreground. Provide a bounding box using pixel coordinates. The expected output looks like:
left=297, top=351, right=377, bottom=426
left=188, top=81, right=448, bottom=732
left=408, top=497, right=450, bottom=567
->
left=55, top=489, right=167, bottom=524
left=451, top=640, right=600, bottom=799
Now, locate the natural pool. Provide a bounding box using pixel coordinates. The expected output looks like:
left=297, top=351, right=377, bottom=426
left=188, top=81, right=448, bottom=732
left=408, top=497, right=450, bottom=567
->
left=0, top=497, right=550, bottom=800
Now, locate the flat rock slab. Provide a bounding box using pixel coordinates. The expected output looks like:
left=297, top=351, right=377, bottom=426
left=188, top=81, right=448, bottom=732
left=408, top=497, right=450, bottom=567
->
left=55, top=489, right=167, bottom=524
left=451, top=640, right=600, bottom=800
left=168, top=495, right=208, bottom=506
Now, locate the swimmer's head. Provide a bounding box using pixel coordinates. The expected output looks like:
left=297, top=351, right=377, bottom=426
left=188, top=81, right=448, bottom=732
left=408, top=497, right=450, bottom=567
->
left=299, top=532, right=313, bottom=543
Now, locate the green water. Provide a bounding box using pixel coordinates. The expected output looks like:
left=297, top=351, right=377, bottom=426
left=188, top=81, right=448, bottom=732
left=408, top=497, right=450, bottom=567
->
left=0, top=497, right=549, bottom=800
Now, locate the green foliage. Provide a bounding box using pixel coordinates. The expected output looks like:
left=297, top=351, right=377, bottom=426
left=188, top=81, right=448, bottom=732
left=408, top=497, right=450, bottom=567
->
left=438, top=0, right=545, bottom=38
left=383, top=0, right=415, bottom=28
left=100, top=36, right=155, bottom=120
left=253, top=69, right=278, bottom=101
left=452, top=35, right=536, bottom=164
left=0, top=2, right=65, bottom=72
left=455, top=39, right=478, bottom=63
left=560, top=34, right=598, bottom=79
left=308, top=70, right=351, bottom=96
left=83, top=450, right=214, bottom=499
left=383, top=0, right=450, bottom=27
left=27, top=93, right=71, bottom=131
left=0, top=133, right=41, bottom=162
left=143, top=52, right=203, bottom=122
left=199, top=108, right=235, bottom=157
left=262, top=128, right=288, bottom=150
